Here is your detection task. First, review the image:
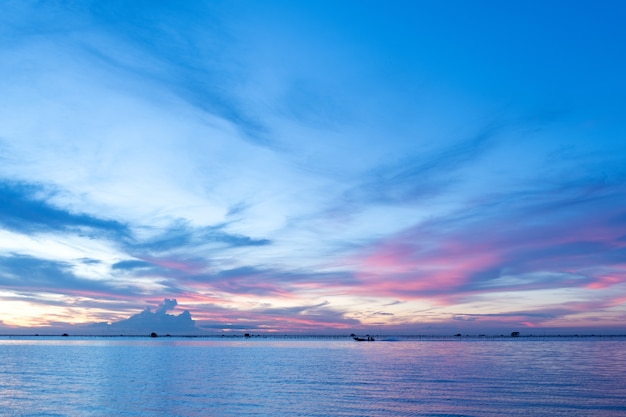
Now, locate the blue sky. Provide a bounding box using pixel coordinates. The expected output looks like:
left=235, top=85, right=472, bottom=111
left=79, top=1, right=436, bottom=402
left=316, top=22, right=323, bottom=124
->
left=1, top=0, right=625, bottom=334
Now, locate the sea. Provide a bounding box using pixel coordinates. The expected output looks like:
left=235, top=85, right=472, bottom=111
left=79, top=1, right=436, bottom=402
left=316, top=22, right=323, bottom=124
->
left=1, top=336, right=625, bottom=417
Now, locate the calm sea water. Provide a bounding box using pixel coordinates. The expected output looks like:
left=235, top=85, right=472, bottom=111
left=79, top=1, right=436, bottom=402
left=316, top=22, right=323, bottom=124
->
left=1, top=337, right=625, bottom=416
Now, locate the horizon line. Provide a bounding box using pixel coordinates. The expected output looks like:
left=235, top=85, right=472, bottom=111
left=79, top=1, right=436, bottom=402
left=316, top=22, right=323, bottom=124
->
left=2, top=333, right=626, bottom=339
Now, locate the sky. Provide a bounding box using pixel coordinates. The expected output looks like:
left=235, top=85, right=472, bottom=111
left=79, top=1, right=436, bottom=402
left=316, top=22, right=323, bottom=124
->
left=1, top=0, right=625, bottom=335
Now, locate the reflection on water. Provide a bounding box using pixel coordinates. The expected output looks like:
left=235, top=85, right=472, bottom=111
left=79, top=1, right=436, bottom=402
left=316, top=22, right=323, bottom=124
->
left=1, top=338, right=626, bottom=416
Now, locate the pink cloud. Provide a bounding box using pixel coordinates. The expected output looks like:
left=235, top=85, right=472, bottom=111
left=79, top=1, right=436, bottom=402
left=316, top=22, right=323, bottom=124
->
left=585, top=273, right=625, bottom=289
left=346, top=228, right=501, bottom=300
left=338, top=198, right=626, bottom=307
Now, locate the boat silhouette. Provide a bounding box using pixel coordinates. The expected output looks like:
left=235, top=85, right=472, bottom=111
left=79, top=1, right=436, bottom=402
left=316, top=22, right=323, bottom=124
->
left=352, top=335, right=375, bottom=341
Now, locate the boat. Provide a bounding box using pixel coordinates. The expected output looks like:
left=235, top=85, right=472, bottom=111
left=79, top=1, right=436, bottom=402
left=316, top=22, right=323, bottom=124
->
left=352, top=335, right=375, bottom=341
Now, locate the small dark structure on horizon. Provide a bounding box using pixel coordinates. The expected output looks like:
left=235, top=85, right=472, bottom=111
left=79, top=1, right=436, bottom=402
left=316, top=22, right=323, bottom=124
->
left=62, top=333, right=69, bottom=337
left=511, top=331, right=520, bottom=337
left=150, top=332, right=158, bottom=338
left=352, top=334, right=375, bottom=341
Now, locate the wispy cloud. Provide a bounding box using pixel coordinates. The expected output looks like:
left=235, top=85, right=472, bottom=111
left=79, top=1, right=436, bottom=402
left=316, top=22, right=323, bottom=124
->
left=0, top=181, right=128, bottom=237
left=346, top=125, right=498, bottom=206
left=345, top=173, right=626, bottom=311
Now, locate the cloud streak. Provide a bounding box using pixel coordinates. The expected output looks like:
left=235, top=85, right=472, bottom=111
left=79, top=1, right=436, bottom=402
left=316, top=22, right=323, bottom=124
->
left=0, top=181, right=128, bottom=237
left=346, top=175, right=626, bottom=312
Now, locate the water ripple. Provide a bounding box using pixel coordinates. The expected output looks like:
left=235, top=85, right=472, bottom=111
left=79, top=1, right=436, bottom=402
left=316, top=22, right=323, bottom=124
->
left=1, top=338, right=626, bottom=416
